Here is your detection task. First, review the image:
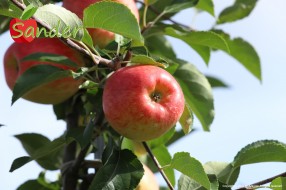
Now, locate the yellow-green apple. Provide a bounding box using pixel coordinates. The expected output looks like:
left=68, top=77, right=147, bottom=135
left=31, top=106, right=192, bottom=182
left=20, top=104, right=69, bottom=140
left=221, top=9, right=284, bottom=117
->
left=103, top=65, right=185, bottom=141
left=136, top=164, right=159, bottom=190
left=4, top=38, right=85, bottom=104
left=62, top=0, right=139, bottom=48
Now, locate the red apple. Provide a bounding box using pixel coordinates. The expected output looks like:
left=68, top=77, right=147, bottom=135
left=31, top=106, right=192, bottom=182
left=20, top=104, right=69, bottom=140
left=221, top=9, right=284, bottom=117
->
left=103, top=65, right=185, bottom=141
left=4, top=38, right=85, bottom=104
left=62, top=0, right=139, bottom=48
left=136, top=164, right=159, bottom=190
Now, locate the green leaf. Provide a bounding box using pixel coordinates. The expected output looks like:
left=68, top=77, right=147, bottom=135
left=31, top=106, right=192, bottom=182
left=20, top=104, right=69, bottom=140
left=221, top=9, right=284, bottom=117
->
left=144, top=0, right=158, bottom=6
left=34, top=4, right=84, bottom=40
left=148, top=127, right=175, bottom=149
left=179, top=104, right=193, bottom=134
left=165, top=27, right=229, bottom=64
left=17, top=180, right=50, bottom=190
left=83, top=1, right=142, bottom=43
left=206, top=76, right=228, bottom=88
left=15, top=133, right=62, bottom=170
left=174, top=61, right=214, bottom=131
left=0, top=15, right=10, bottom=34
left=196, top=0, right=215, bottom=16
left=165, top=27, right=229, bottom=52
left=0, top=2, right=23, bottom=18
left=218, top=0, right=258, bottom=24
left=214, top=30, right=261, bottom=80
left=153, top=145, right=176, bottom=186
left=10, top=137, right=71, bottom=172
left=12, top=65, right=73, bottom=104
left=166, top=129, right=195, bottom=146
left=82, top=28, right=95, bottom=50
left=22, top=53, right=79, bottom=68
left=37, top=172, right=60, bottom=190
left=203, top=162, right=240, bottom=185
left=131, top=55, right=167, bottom=68
left=270, top=177, right=286, bottom=190
left=233, top=140, right=286, bottom=168
left=164, top=0, right=199, bottom=14
left=171, top=152, right=210, bottom=189
left=88, top=149, right=144, bottom=190
left=145, top=34, right=177, bottom=60
left=178, top=174, right=219, bottom=190
left=10, top=156, right=32, bottom=172
left=20, top=4, right=38, bottom=20
left=23, top=0, right=43, bottom=7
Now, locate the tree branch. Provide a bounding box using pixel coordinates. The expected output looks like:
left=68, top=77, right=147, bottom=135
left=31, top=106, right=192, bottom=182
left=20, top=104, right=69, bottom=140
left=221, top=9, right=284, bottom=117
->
left=142, top=142, right=174, bottom=190
left=10, top=0, right=114, bottom=68
left=236, top=171, right=286, bottom=190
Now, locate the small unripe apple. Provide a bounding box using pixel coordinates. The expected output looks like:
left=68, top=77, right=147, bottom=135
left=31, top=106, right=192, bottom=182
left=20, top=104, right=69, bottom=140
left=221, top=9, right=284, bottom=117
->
left=4, top=38, right=85, bottom=104
left=136, top=164, right=159, bottom=190
left=103, top=65, right=185, bottom=141
left=62, top=0, right=139, bottom=48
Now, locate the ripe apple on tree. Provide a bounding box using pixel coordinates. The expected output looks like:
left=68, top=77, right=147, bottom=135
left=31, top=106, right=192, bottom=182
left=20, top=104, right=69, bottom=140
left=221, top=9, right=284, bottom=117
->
left=4, top=37, right=85, bottom=104
left=103, top=65, right=185, bottom=141
left=62, top=0, right=139, bottom=48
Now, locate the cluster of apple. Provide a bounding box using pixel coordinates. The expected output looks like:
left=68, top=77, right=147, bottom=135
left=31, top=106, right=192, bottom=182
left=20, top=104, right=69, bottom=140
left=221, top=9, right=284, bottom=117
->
left=3, top=0, right=185, bottom=189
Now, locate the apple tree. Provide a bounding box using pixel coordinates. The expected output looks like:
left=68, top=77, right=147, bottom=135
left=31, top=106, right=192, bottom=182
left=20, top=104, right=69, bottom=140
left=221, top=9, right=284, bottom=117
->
left=1, top=0, right=286, bottom=189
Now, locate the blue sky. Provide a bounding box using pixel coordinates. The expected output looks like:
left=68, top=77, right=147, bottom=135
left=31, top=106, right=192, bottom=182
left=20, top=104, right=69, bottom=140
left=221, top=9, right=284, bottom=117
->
left=1, top=0, right=286, bottom=189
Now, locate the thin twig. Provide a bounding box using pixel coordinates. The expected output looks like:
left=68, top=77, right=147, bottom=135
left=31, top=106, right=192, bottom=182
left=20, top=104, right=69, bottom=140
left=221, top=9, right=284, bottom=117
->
left=142, top=142, right=174, bottom=190
left=236, top=171, right=286, bottom=190
left=136, top=0, right=194, bottom=32
left=10, top=0, right=114, bottom=68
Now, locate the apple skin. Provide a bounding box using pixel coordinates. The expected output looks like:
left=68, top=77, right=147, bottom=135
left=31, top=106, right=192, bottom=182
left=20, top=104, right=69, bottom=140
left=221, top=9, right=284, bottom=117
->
left=103, top=65, right=185, bottom=141
left=4, top=38, right=85, bottom=104
left=62, top=0, right=139, bottom=48
left=136, top=164, right=159, bottom=190
left=9, top=18, right=37, bottom=43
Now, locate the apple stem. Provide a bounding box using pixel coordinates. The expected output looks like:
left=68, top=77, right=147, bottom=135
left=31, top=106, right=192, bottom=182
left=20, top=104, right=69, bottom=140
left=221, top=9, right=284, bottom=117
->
left=142, top=142, right=174, bottom=190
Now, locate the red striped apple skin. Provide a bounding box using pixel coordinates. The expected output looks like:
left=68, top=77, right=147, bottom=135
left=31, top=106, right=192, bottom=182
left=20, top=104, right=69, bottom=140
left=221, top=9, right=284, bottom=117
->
left=4, top=38, right=85, bottom=104
left=103, top=65, right=185, bottom=141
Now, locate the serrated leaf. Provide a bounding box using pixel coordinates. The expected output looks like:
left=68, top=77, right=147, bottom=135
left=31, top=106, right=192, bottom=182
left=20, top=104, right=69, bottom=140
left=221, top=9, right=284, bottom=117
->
left=171, top=152, right=210, bottom=189
left=131, top=55, right=167, bottom=68
left=34, top=4, right=84, bottom=40
left=83, top=1, right=142, bottom=43
left=203, top=162, right=240, bottom=185
left=22, top=53, right=79, bottom=68
left=218, top=0, right=258, bottom=24
left=20, top=4, right=37, bottom=20
left=213, top=30, right=261, bottom=80
left=153, top=145, right=176, bottom=186
left=196, top=0, right=215, bottom=17
left=17, top=180, right=50, bottom=190
left=15, top=133, right=62, bottom=170
left=206, top=76, right=228, bottom=88
left=179, top=104, right=193, bottom=134
left=165, top=27, right=229, bottom=52
left=164, top=0, right=199, bottom=14
left=10, top=156, right=32, bottom=172
left=12, top=65, right=73, bottom=104
left=174, top=61, right=214, bottom=131
left=88, top=149, right=144, bottom=190
left=233, top=140, right=286, bottom=168
left=270, top=177, right=286, bottom=190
